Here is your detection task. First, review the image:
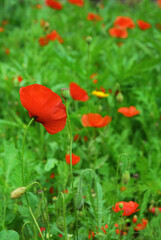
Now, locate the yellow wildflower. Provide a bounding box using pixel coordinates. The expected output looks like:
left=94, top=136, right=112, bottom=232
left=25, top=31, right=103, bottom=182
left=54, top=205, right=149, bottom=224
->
left=92, top=90, right=109, bottom=98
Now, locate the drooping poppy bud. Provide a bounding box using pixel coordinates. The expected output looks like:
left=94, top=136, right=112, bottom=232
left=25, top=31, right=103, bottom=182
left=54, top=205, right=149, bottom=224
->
left=155, top=207, right=160, bottom=216
left=56, top=216, right=65, bottom=232
left=11, top=187, right=26, bottom=199
left=75, top=190, right=83, bottom=209
left=122, top=170, right=130, bottom=185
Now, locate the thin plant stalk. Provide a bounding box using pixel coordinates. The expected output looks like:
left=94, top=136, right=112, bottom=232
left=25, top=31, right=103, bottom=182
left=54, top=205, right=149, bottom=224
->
left=65, top=101, right=78, bottom=240
left=21, top=118, right=45, bottom=240
left=58, top=193, right=68, bottom=240
left=22, top=221, right=37, bottom=240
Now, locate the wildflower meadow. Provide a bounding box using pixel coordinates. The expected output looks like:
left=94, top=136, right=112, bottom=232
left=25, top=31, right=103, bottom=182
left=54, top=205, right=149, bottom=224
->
left=0, top=0, right=161, bottom=239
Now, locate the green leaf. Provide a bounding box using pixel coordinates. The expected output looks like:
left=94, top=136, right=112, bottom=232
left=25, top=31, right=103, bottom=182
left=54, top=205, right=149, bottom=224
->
left=44, top=158, right=58, bottom=172
left=0, top=230, right=19, bottom=240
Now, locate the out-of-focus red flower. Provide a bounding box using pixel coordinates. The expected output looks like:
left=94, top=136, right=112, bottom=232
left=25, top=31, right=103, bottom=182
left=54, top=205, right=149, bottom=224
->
left=117, top=42, right=123, bottom=47
left=46, top=30, right=63, bottom=43
left=113, top=201, right=140, bottom=216
left=116, top=229, right=127, bottom=235
left=114, top=16, right=135, bottom=29
left=68, top=0, right=84, bottom=7
left=90, top=73, right=97, bottom=79
left=19, top=84, right=67, bottom=134
left=39, top=36, right=49, bottom=46
left=101, top=224, right=108, bottom=234
left=65, top=153, right=80, bottom=165
left=59, top=234, right=62, bottom=237
left=82, top=113, right=112, bottom=128
left=109, top=27, right=128, bottom=38
left=133, top=215, right=138, bottom=223
left=120, top=186, right=127, bottom=192
left=149, top=207, right=161, bottom=213
left=35, top=4, right=42, bottom=9
left=39, top=227, right=45, bottom=237
left=17, top=76, right=23, bottom=83
left=62, top=189, right=69, bottom=194
left=88, top=231, right=95, bottom=239
left=118, top=106, right=140, bottom=117
left=137, top=20, right=151, bottom=30
left=2, top=20, right=8, bottom=26
left=135, top=219, right=148, bottom=231
left=93, top=79, right=98, bottom=84
left=0, top=27, right=4, bottom=32
left=69, top=82, right=89, bottom=102
left=5, top=48, right=10, bottom=54
left=100, top=86, right=106, bottom=93
left=157, top=0, right=161, bottom=7
left=49, top=186, right=54, bottom=194
left=50, top=173, right=55, bottom=179
left=74, top=134, right=80, bottom=141
left=46, top=0, right=63, bottom=10
left=87, top=13, right=103, bottom=21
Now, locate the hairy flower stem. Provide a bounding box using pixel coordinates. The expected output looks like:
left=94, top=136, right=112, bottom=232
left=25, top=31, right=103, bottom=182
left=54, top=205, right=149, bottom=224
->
left=26, top=182, right=51, bottom=240
left=21, top=118, right=45, bottom=240
left=65, top=101, right=78, bottom=240
left=22, top=221, right=37, bottom=240
left=58, top=193, right=68, bottom=240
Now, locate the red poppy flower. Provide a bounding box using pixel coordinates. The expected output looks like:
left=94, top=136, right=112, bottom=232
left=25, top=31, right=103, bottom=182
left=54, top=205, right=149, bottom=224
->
left=137, top=20, right=151, bottom=30
left=135, top=219, right=148, bottom=231
left=46, top=0, right=63, bottom=10
left=19, top=84, right=67, bottom=134
left=65, top=153, right=80, bottom=165
left=46, top=30, right=64, bottom=43
left=50, top=173, right=55, bottom=179
left=81, top=113, right=112, bottom=128
left=69, top=82, right=89, bottom=102
left=39, top=227, right=45, bottom=237
left=17, top=76, right=23, bottom=83
left=68, top=0, right=84, bottom=7
left=113, top=201, right=140, bottom=216
left=39, top=36, right=49, bottom=46
left=87, top=13, right=103, bottom=21
left=0, top=27, right=4, bottom=32
left=90, top=73, right=97, bottom=79
left=49, top=186, right=54, bottom=194
left=118, top=106, right=140, bottom=117
left=109, top=27, right=128, bottom=39
left=157, top=0, right=161, bottom=7
left=114, top=16, right=135, bottom=29
left=133, top=215, right=138, bottom=223
left=59, top=234, right=62, bottom=237
left=149, top=207, right=161, bottom=213
left=5, top=48, right=10, bottom=54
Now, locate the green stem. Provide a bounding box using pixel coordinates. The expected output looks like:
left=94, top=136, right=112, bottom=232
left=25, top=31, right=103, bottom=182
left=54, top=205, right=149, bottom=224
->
left=21, top=118, right=45, bottom=240
left=26, top=182, right=51, bottom=240
left=65, top=101, right=78, bottom=240
left=58, top=193, right=68, bottom=240
left=21, top=117, right=34, bottom=185
left=22, top=221, right=37, bottom=240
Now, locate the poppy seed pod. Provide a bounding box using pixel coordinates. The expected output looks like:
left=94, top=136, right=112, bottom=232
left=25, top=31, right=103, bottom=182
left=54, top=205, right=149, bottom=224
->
left=11, top=187, right=26, bottom=199
left=61, top=88, right=70, bottom=101
left=86, top=36, right=93, bottom=44
left=133, top=215, right=138, bottom=223
left=56, top=216, right=64, bottom=232
left=122, top=170, right=130, bottom=185
left=116, top=92, right=124, bottom=103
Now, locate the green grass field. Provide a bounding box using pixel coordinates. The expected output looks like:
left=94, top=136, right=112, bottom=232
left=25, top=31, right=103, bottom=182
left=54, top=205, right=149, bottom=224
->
left=0, top=0, right=161, bottom=239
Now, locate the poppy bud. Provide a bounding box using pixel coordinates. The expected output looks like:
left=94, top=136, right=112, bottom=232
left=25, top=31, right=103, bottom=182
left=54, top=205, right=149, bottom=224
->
left=61, top=88, right=70, bottom=101
left=122, top=170, right=130, bottom=185
left=56, top=216, right=64, bottom=232
left=133, top=215, right=137, bottom=223
left=149, top=204, right=153, bottom=211
left=75, top=191, right=83, bottom=210
left=114, top=82, right=120, bottom=92
left=116, top=92, right=124, bottom=103
left=86, top=36, right=93, bottom=45
left=155, top=207, right=160, bottom=216
left=119, top=203, right=124, bottom=209
left=11, top=187, right=26, bottom=199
